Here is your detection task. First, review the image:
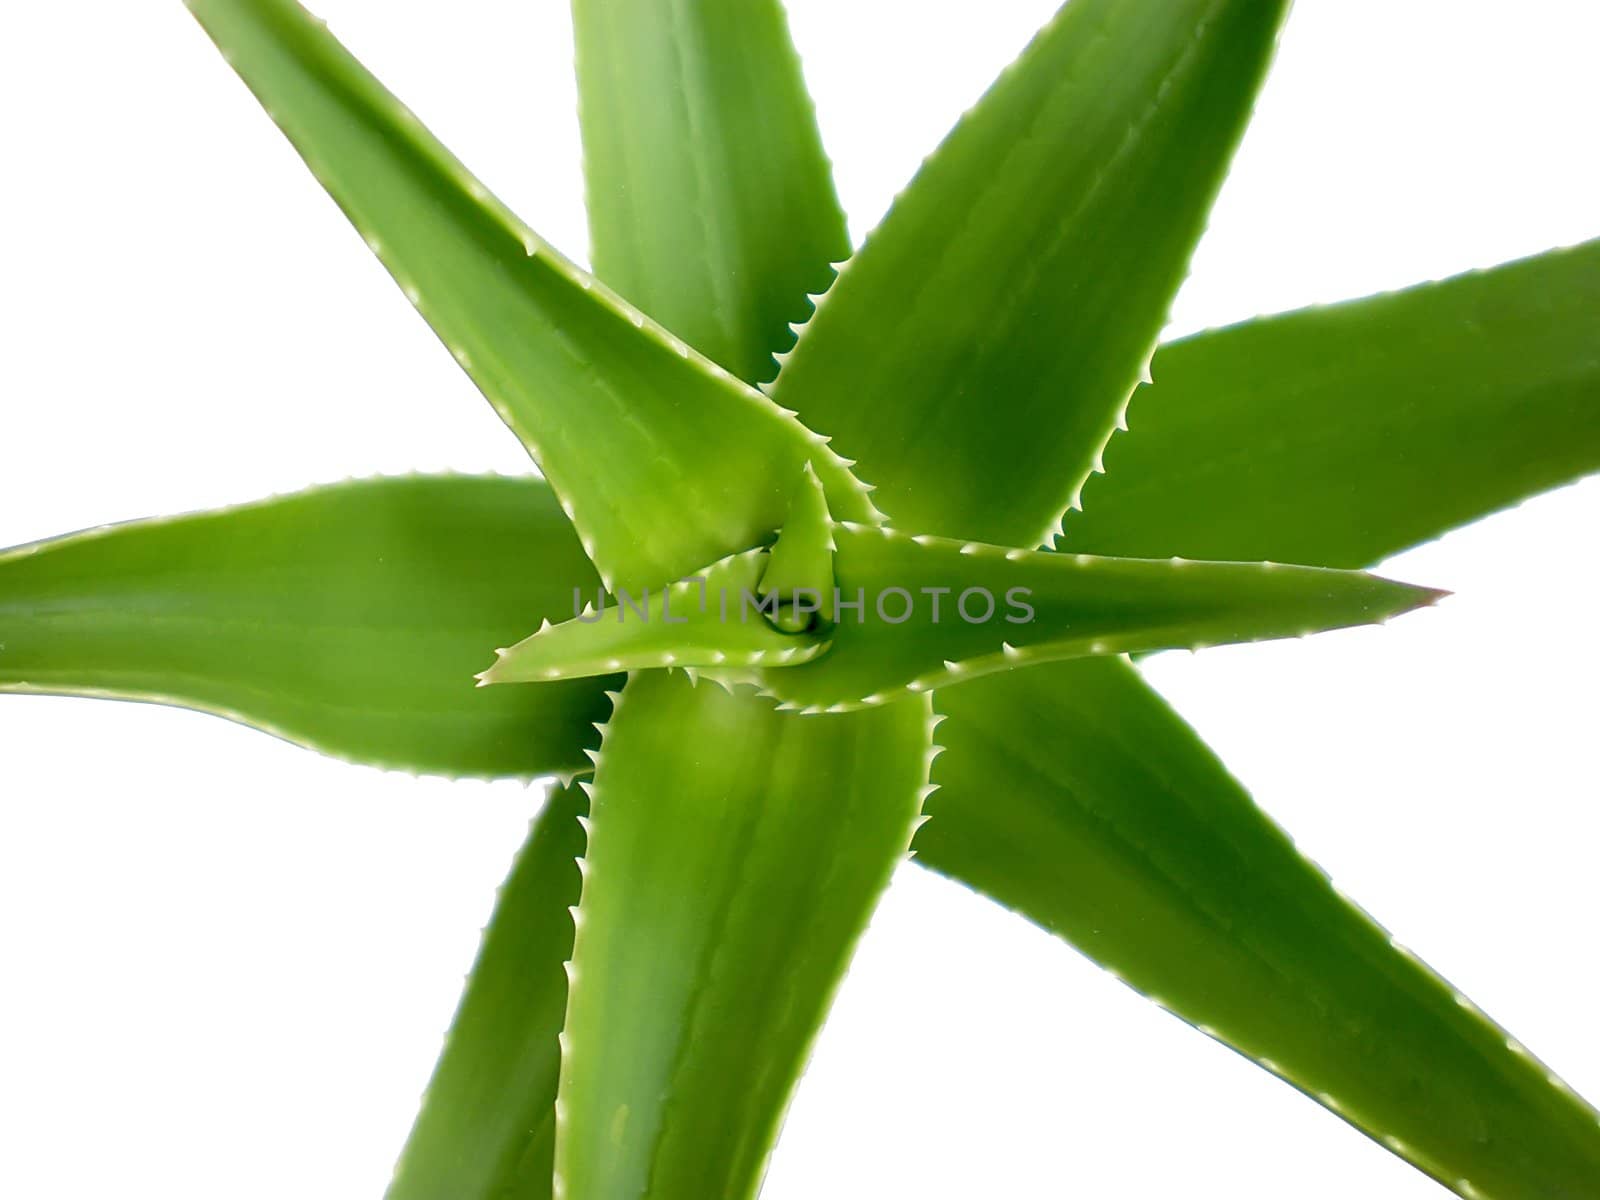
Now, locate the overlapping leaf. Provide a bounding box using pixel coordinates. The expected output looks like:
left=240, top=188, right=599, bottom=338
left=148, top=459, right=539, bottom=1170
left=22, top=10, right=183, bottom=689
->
left=481, top=463, right=843, bottom=688
left=758, top=464, right=838, bottom=628
left=906, top=244, right=1600, bottom=1187
left=76, top=4, right=1600, bottom=1199
left=479, top=549, right=830, bottom=684
left=634, top=0, right=1600, bottom=1188
left=753, top=525, right=1439, bottom=710
left=771, top=0, right=1290, bottom=546
left=356, top=4, right=901, bottom=1198
left=186, top=0, right=876, bottom=592
left=555, top=672, right=935, bottom=1199
left=0, top=476, right=608, bottom=778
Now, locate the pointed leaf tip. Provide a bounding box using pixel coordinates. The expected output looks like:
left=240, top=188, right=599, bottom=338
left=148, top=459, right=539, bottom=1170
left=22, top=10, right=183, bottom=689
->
left=755, top=529, right=1448, bottom=709
left=483, top=548, right=831, bottom=685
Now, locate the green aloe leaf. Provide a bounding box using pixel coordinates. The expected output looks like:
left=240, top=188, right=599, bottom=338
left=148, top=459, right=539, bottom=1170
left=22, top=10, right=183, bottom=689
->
left=0, top=475, right=608, bottom=779
left=556, top=671, right=935, bottom=1199
left=785, top=25, right=1600, bottom=1182
left=484, top=469, right=848, bottom=687
left=480, top=549, right=829, bottom=685
left=915, top=240, right=1600, bottom=1190
left=918, top=659, right=1600, bottom=1197
left=491, top=21, right=904, bottom=1200
left=573, top=0, right=849, bottom=383
left=752, top=525, right=1439, bottom=711
left=91, top=8, right=1598, bottom=1200
left=759, top=464, right=838, bottom=628
left=185, top=0, right=876, bottom=592
left=770, top=0, right=1289, bottom=546
left=733, top=5, right=1600, bottom=1180
left=482, top=526, right=1436, bottom=701
left=387, top=782, right=586, bottom=1200
left=907, top=239, right=1600, bottom=1189
left=1068, top=240, right=1600, bottom=566
left=911, top=244, right=1600, bottom=1189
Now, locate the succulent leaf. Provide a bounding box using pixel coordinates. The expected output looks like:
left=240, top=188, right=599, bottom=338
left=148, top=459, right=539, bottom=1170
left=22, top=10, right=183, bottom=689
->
left=545, top=18, right=937, bottom=1200
left=770, top=0, right=1290, bottom=546
left=573, top=0, right=850, bottom=383
left=919, top=659, right=1600, bottom=1198
left=1069, top=240, right=1600, bottom=566
left=750, top=524, right=1441, bottom=711
left=759, top=463, right=839, bottom=628
left=11, top=5, right=1592, bottom=1199
left=555, top=671, right=935, bottom=1199
left=479, top=548, right=830, bottom=685
left=0, top=476, right=609, bottom=779
left=389, top=8, right=875, bottom=1194
left=184, top=0, right=877, bottom=591
left=387, top=783, right=587, bottom=1200
left=907, top=241, right=1600, bottom=1190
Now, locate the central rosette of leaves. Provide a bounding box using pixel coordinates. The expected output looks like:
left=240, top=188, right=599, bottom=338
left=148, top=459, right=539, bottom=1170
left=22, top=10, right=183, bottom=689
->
left=480, top=462, right=1436, bottom=714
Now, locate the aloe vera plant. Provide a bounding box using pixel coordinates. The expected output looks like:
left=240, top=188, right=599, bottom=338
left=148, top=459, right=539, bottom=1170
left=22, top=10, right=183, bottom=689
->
left=4, top=0, right=1599, bottom=1196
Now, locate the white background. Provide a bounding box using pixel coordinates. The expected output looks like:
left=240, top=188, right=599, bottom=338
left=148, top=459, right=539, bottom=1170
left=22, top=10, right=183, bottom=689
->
left=2, top=1, right=1598, bottom=1196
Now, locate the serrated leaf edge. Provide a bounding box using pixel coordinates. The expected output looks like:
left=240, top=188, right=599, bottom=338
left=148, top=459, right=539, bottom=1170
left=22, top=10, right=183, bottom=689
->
left=184, top=0, right=885, bottom=595
left=551, top=683, right=940, bottom=1198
